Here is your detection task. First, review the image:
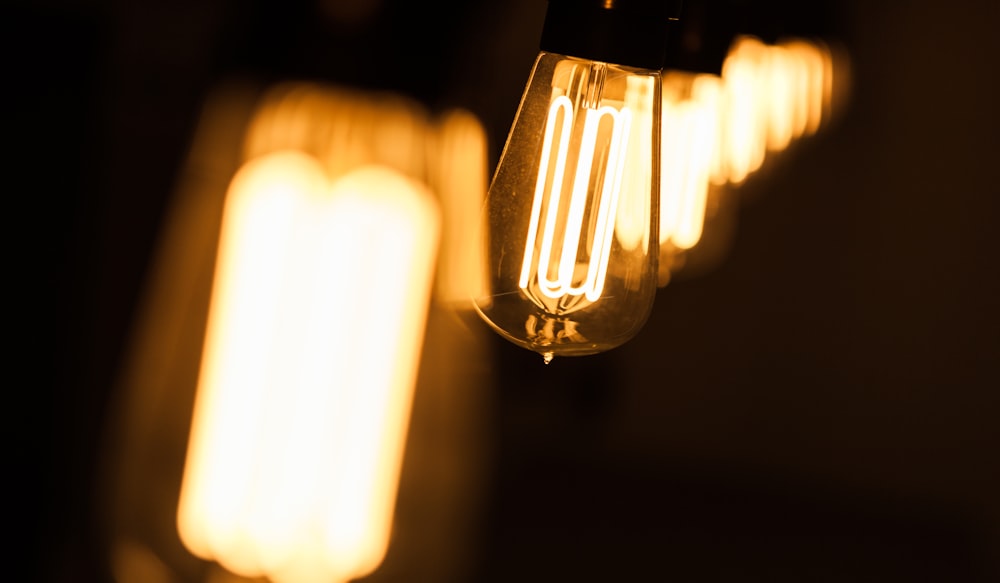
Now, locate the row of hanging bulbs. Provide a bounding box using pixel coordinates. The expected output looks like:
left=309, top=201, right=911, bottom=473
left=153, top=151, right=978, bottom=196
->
left=102, top=2, right=847, bottom=582
left=104, top=84, right=493, bottom=583
left=473, top=0, right=844, bottom=363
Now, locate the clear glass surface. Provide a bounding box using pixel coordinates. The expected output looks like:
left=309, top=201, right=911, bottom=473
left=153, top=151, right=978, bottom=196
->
left=474, top=52, right=660, bottom=361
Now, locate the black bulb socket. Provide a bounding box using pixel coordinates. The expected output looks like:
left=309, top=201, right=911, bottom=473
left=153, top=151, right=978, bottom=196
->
left=540, top=0, right=684, bottom=70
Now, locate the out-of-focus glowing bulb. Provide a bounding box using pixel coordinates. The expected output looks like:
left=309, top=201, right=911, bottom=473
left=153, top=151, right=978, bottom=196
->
left=713, top=35, right=839, bottom=186
left=473, top=0, right=679, bottom=362
left=716, top=35, right=769, bottom=185
left=654, top=31, right=844, bottom=286
left=176, top=152, right=440, bottom=583
left=427, top=109, right=491, bottom=309
left=779, top=38, right=837, bottom=139
left=660, top=72, right=721, bottom=253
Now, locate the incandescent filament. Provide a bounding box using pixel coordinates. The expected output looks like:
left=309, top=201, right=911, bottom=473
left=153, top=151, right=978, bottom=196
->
left=518, top=92, right=632, bottom=315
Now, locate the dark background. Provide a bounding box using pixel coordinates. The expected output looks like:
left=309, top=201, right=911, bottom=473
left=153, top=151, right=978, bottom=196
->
left=24, top=0, right=999, bottom=581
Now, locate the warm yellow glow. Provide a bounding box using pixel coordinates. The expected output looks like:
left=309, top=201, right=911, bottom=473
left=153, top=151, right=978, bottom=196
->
left=242, top=83, right=431, bottom=183
left=717, top=36, right=769, bottom=184
left=780, top=38, right=835, bottom=137
left=519, top=94, right=632, bottom=304
left=660, top=72, right=721, bottom=251
left=473, top=53, right=659, bottom=358
left=655, top=36, right=841, bottom=285
left=240, top=83, right=488, bottom=312
left=428, top=109, right=490, bottom=309
left=708, top=35, right=838, bottom=186
left=763, top=44, right=796, bottom=152
left=614, top=75, right=657, bottom=252
left=177, top=152, right=440, bottom=583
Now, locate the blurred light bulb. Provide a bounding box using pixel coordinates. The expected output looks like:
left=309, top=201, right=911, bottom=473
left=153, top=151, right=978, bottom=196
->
left=427, top=109, right=491, bottom=309
left=656, top=70, right=727, bottom=285
left=176, top=152, right=440, bottom=583
left=651, top=6, right=847, bottom=287
left=660, top=72, right=722, bottom=251
left=714, top=35, right=839, bottom=185
left=101, top=82, right=493, bottom=583
left=473, top=0, right=681, bottom=362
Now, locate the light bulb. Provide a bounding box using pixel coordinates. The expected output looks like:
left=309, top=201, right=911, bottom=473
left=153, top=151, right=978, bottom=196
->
left=100, top=82, right=494, bottom=583
left=713, top=35, right=839, bottom=185
left=660, top=71, right=722, bottom=252
left=657, top=70, right=725, bottom=284
left=473, top=0, right=681, bottom=362
left=176, top=153, right=441, bottom=583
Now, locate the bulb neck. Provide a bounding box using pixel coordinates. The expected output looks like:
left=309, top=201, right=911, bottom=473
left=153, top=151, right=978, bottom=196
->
left=539, top=0, right=683, bottom=70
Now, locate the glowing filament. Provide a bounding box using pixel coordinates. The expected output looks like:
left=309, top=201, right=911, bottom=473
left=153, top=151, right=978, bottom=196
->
left=519, top=95, right=632, bottom=305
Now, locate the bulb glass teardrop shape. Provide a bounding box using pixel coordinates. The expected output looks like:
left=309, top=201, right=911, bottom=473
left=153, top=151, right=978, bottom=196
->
left=473, top=52, right=660, bottom=358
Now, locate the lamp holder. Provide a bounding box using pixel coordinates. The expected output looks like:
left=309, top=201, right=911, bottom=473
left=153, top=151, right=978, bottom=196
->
left=540, top=0, right=684, bottom=70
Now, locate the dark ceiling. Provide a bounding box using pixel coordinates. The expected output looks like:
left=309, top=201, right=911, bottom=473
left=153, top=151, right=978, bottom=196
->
left=24, top=0, right=999, bottom=581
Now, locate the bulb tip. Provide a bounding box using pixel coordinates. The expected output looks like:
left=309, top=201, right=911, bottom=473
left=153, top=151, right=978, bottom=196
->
left=542, top=352, right=554, bottom=364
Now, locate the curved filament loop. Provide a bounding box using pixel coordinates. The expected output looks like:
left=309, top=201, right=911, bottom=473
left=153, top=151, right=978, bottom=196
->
left=520, top=96, right=573, bottom=294
left=520, top=95, right=632, bottom=307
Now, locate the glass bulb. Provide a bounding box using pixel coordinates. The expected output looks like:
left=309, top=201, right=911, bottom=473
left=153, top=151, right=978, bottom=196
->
left=473, top=51, right=660, bottom=362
